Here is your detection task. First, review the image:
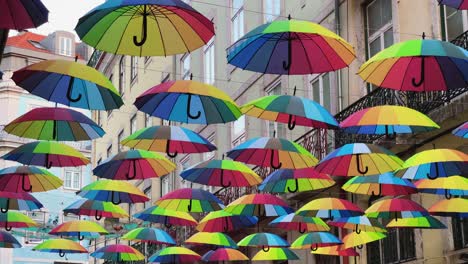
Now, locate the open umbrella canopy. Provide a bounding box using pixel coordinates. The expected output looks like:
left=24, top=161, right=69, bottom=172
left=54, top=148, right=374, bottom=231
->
left=224, top=194, right=293, bottom=217
left=93, top=150, right=176, bottom=181
left=269, top=213, right=330, bottom=233
left=78, top=179, right=150, bottom=205
left=12, top=60, right=123, bottom=110
left=311, top=245, right=359, bottom=256
left=2, top=141, right=90, bottom=168
left=386, top=216, right=447, bottom=229
left=185, top=232, right=237, bottom=248
left=251, top=247, right=299, bottom=261
left=196, top=210, right=257, bottom=232
left=342, top=231, right=386, bottom=249
left=49, top=220, right=108, bottom=240
left=120, top=125, right=217, bottom=157
left=0, top=0, right=48, bottom=30
left=180, top=159, right=262, bottom=188
left=342, top=172, right=417, bottom=196
left=227, top=18, right=355, bottom=75
left=135, top=80, right=241, bottom=124
left=398, top=149, right=468, bottom=180
left=428, top=198, right=468, bottom=218
left=296, top=197, right=364, bottom=220
left=0, top=211, right=37, bottom=231
left=415, top=176, right=468, bottom=198
left=237, top=232, right=289, bottom=251
left=365, top=198, right=429, bottom=220
left=290, top=232, right=342, bottom=250
left=453, top=121, right=468, bottom=138
left=328, top=216, right=387, bottom=233
left=226, top=137, right=318, bottom=169
left=148, top=247, right=201, bottom=263
left=358, top=37, right=468, bottom=92
left=155, top=188, right=224, bottom=213
left=4, top=107, right=104, bottom=141
left=91, top=244, right=144, bottom=262
left=259, top=168, right=335, bottom=194
left=121, top=227, right=175, bottom=245
left=0, top=166, right=62, bottom=193
left=339, top=105, right=439, bottom=135
left=0, top=231, right=22, bottom=248
left=0, top=192, right=43, bottom=213
left=33, top=238, right=88, bottom=256
left=438, top=0, right=468, bottom=10
left=63, top=199, right=129, bottom=220
left=133, top=206, right=197, bottom=227
left=202, top=248, right=249, bottom=262
left=315, top=143, right=403, bottom=176
left=241, top=94, right=339, bottom=130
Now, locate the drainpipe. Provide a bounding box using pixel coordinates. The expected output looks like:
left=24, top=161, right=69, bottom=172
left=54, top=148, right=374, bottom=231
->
left=335, top=0, right=343, bottom=112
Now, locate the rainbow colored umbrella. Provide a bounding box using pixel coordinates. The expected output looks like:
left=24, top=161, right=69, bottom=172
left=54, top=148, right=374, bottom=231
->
left=77, top=179, right=149, bottom=205
left=202, top=248, right=249, bottom=262
left=438, top=0, right=468, bottom=10
left=399, top=149, right=468, bottom=180
left=237, top=232, right=289, bottom=252
left=453, top=122, right=468, bottom=138
left=121, top=227, right=175, bottom=245
left=291, top=232, right=342, bottom=251
left=342, top=172, right=417, bottom=196
left=4, top=107, right=104, bottom=141
left=226, top=137, right=318, bottom=169
left=339, top=105, right=439, bottom=136
left=251, top=247, right=299, bottom=261
left=0, top=211, right=37, bottom=231
left=0, top=166, right=62, bottom=193
left=358, top=37, right=468, bottom=92
left=386, top=216, right=447, bottom=229
left=0, top=192, right=43, bottom=213
left=135, top=80, right=241, bottom=124
left=180, top=158, right=262, bottom=188
left=76, top=0, right=214, bottom=56
left=415, top=176, right=468, bottom=199
left=12, top=60, right=123, bottom=110
left=49, top=220, right=108, bottom=240
left=428, top=198, right=468, bottom=218
left=227, top=18, right=355, bottom=75
left=268, top=213, right=330, bottom=233
left=133, top=206, right=197, bottom=227
left=148, top=247, right=201, bottom=263
left=315, top=143, right=404, bottom=176
left=120, top=125, right=216, bottom=157
left=93, top=150, right=175, bottom=180
left=2, top=141, right=90, bottom=168
left=33, top=238, right=87, bottom=257
left=0, top=231, right=21, bottom=248
left=296, top=197, right=364, bottom=220
left=365, top=198, right=429, bottom=221
left=259, top=168, right=335, bottom=194
left=0, top=0, right=48, bottom=30
left=311, top=245, right=359, bottom=256
left=224, top=194, right=293, bottom=217
left=342, top=231, right=386, bottom=249
left=63, top=199, right=129, bottom=220
left=155, top=188, right=224, bottom=213
left=328, top=216, right=386, bottom=233
left=241, top=93, right=339, bottom=130
left=196, top=210, right=257, bottom=232
left=185, top=232, right=237, bottom=248
left=91, top=244, right=144, bottom=262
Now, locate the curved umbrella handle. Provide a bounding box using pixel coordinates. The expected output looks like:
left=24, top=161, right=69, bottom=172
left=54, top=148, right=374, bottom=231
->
left=220, top=170, right=231, bottom=188
left=445, top=189, right=452, bottom=200
left=95, top=211, right=102, bottom=221
left=270, top=151, right=282, bottom=170
left=1, top=198, right=9, bottom=213
left=187, top=199, right=193, bottom=212
left=22, top=176, right=32, bottom=192
left=165, top=141, right=178, bottom=158
left=328, top=211, right=334, bottom=221
left=357, top=244, right=363, bottom=249
left=187, top=94, right=201, bottom=120
left=164, top=217, right=172, bottom=229
left=66, top=77, right=82, bottom=103
left=371, top=184, right=382, bottom=197
left=45, top=153, right=53, bottom=169
left=282, top=31, right=292, bottom=71
left=262, top=245, right=270, bottom=252
left=78, top=232, right=84, bottom=241
left=427, top=163, right=440, bottom=180
left=52, top=120, right=58, bottom=141
left=394, top=212, right=398, bottom=222
left=384, top=125, right=397, bottom=139
left=287, top=115, right=296, bottom=130
left=355, top=224, right=361, bottom=234
left=133, top=5, right=148, bottom=46
left=111, top=191, right=121, bottom=205
left=126, top=160, right=137, bottom=180
left=411, top=57, right=425, bottom=88
left=298, top=222, right=307, bottom=234
left=59, top=250, right=65, bottom=258
left=287, top=178, right=299, bottom=193
left=356, top=154, right=369, bottom=175
left=5, top=223, right=11, bottom=231
left=311, top=244, right=318, bottom=251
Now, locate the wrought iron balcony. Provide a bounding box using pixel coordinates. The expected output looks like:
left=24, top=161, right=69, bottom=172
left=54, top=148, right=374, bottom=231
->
left=451, top=30, right=468, bottom=50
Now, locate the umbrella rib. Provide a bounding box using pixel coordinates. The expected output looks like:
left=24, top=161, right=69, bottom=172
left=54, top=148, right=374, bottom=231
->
left=296, top=34, right=314, bottom=74
left=311, top=36, right=336, bottom=72
left=358, top=58, right=387, bottom=78
left=227, top=34, right=272, bottom=64
left=149, top=6, right=167, bottom=57
left=263, top=32, right=288, bottom=73
left=153, top=5, right=190, bottom=55
left=116, top=8, right=144, bottom=55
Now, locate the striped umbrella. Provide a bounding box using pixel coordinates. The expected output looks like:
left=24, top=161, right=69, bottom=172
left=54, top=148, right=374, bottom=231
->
left=453, top=121, right=468, bottom=138
left=121, top=227, right=175, bottom=245
left=438, top=0, right=468, bottom=10
left=0, top=231, right=22, bottom=248
left=148, top=247, right=201, bottom=263
left=428, top=198, right=468, bottom=218
left=196, top=210, right=257, bottom=232
left=328, top=216, right=386, bottom=233
left=296, top=197, right=364, bottom=220
left=237, top=232, right=289, bottom=252
left=63, top=199, right=129, bottom=220
left=0, top=192, right=43, bottom=213
left=202, top=248, right=249, bottom=262
left=77, top=180, right=149, bottom=205
left=311, top=245, right=359, bottom=256
left=155, top=188, right=224, bottom=213
left=259, top=168, right=335, bottom=194
left=251, top=247, right=299, bottom=261
left=133, top=206, right=197, bottom=227
left=91, top=244, right=144, bottom=262
left=365, top=198, right=429, bottom=221
left=33, top=238, right=87, bottom=257
left=49, top=220, right=108, bottom=240
left=0, top=0, right=48, bottom=30
left=224, top=194, right=293, bottom=217
left=415, top=176, right=468, bottom=199
left=185, top=232, right=237, bottom=248
left=386, top=216, right=447, bottom=229
left=342, top=172, right=417, bottom=196
left=0, top=211, right=37, bottom=231
left=0, top=166, right=62, bottom=193
left=290, top=232, right=342, bottom=251
left=268, top=213, right=330, bottom=233
left=342, top=231, right=386, bottom=249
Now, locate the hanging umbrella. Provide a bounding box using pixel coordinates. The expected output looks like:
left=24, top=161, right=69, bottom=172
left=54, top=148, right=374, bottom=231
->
left=365, top=198, right=429, bottom=221
left=202, top=248, right=249, bottom=262
left=148, top=247, right=201, bottom=263
left=224, top=194, right=293, bottom=217
left=339, top=105, right=439, bottom=136
left=428, top=198, right=468, bottom=218
left=180, top=158, right=262, bottom=188
left=438, top=0, right=468, bottom=10
left=291, top=232, right=342, bottom=251
left=49, top=220, right=108, bottom=240
left=342, top=231, right=386, bottom=249
left=155, top=188, right=224, bottom=213
left=251, top=247, right=299, bottom=261
left=227, top=18, right=355, bottom=75
left=311, top=245, right=359, bottom=256
left=196, top=210, right=258, bottom=232
left=185, top=232, right=238, bottom=248
left=315, top=143, right=404, bottom=176
left=259, top=168, right=335, bottom=194
left=453, top=121, right=468, bottom=138
left=226, top=136, right=318, bottom=170
left=121, top=227, right=176, bottom=245
left=268, top=213, right=330, bottom=233
left=0, top=166, right=62, bottom=193
left=4, top=107, right=104, bottom=141
left=0, top=0, right=48, bottom=30
left=91, top=244, right=144, bottom=262
left=328, top=216, right=386, bottom=233
left=133, top=206, right=197, bottom=227
left=93, top=150, right=176, bottom=180
left=358, top=35, right=468, bottom=92
left=32, top=238, right=88, bottom=257
left=63, top=199, right=129, bottom=220
left=120, top=125, right=217, bottom=157
left=241, top=92, right=339, bottom=130
left=342, top=172, right=417, bottom=196
left=386, top=216, right=447, bottom=229
left=77, top=179, right=150, bottom=205
left=296, top=197, right=364, bottom=220
left=12, top=60, right=123, bottom=110
left=237, top=232, right=289, bottom=252
left=0, top=231, right=21, bottom=248
left=0, top=192, right=43, bottom=213
left=398, top=149, right=468, bottom=180
left=134, top=80, right=241, bottom=124
left=415, top=176, right=468, bottom=199
left=0, top=211, right=37, bottom=231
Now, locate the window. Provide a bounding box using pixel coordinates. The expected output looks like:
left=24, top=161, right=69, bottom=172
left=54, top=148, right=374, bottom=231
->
left=145, top=114, right=152, bottom=127
left=232, top=115, right=246, bottom=147
left=266, top=83, right=284, bottom=137
left=311, top=73, right=332, bottom=112
left=131, top=56, right=138, bottom=81
left=130, top=114, right=137, bottom=134
left=203, top=134, right=215, bottom=161
left=264, top=0, right=281, bottom=22
left=119, top=56, right=125, bottom=95
left=64, top=169, right=81, bottom=190
left=366, top=0, right=393, bottom=58
left=181, top=54, right=191, bottom=80
left=28, top=40, right=46, bottom=49
left=63, top=214, right=79, bottom=223
left=144, top=186, right=152, bottom=209
left=452, top=217, right=468, bottom=250
left=367, top=226, right=416, bottom=263
left=442, top=6, right=468, bottom=41
left=161, top=175, right=173, bottom=196
left=107, top=145, right=112, bottom=158
left=232, top=0, right=244, bottom=43
left=204, top=40, right=215, bottom=85
left=96, top=110, right=102, bottom=126
left=59, top=37, right=72, bottom=56
left=118, top=130, right=124, bottom=151
left=25, top=212, right=46, bottom=244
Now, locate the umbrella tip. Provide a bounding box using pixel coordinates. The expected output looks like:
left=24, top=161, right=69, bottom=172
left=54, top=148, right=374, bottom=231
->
left=288, top=14, right=291, bottom=20
left=422, top=32, right=426, bottom=40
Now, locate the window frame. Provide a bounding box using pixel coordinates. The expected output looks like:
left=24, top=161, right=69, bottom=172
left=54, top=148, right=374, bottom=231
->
left=204, top=39, right=215, bottom=85
left=231, top=0, right=245, bottom=43
left=265, top=81, right=283, bottom=137
left=441, top=6, right=468, bottom=41
left=130, top=56, right=138, bottom=82
left=63, top=168, right=81, bottom=190
left=181, top=54, right=191, bottom=80
left=264, top=0, right=281, bottom=22
left=119, top=56, right=125, bottom=96
left=59, top=37, right=72, bottom=56
left=130, top=114, right=137, bottom=135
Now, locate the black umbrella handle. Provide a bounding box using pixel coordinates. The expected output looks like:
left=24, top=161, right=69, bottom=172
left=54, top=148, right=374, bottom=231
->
left=45, top=153, right=53, bottom=169
left=166, top=141, right=178, bottom=158
left=78, top=232, right=84, bottom=241
left=282, top=28, right=292, bottom=71
left=356, top=154, right=369, bottom=175
left=411, top=57, right=425, bottom=88
left=66, top=77, right=82, bottom=103
left=111, top=191, right=121, bottom=205
left=95, top=210, right=102, bottom=221
left=311, top=244, right=318, bottom=251
left=270, top=150, right=282, bottom=170
left=298, top=222, right=307, bottom=234
left=187, top=199, right=193, bottom=212
left=287, top=178, right=298, bottom=193
left=5, top=222, right=11, bottom=231
left=22, top=176, right=32, bottom=192
left=187, top=94, right=201, bottom=119
left=133, top=5, right=148, bottom=46
left=126, top=160, right=137, bottom=180
left=287, top=115, right=296, bottom=130
left=262, top=245, right=270, bottom=252
left=59, top=250, right=65, bottom=257
left=445, top=189, right=452, bottom=200
left=220, top=170, right=231, bottom=188
left=426, top=163, right=440, bottom=180
left=355, top=224, right=361, bottom=234
left=1, top=199, right=9, bottom=213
